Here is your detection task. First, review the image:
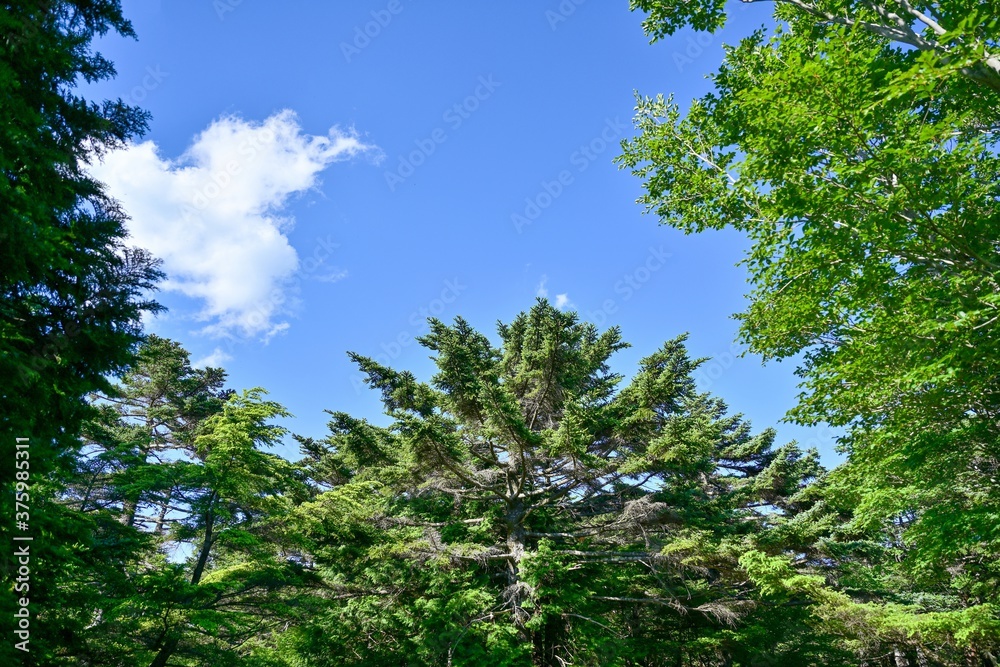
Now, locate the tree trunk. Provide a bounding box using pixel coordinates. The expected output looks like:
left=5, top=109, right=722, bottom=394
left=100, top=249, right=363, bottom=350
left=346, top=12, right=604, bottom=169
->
left=146, top=491, right=217, bottom=667
left=122, top=434, right=153, bottom=528
left=190, top=491, right=217, bottom=586
left=505, top=498, right=529, bottom=630
left=121, top=497, right=138, bottom=528
left=148, top=636, right=179, bottom=667
left=153, top=489, right=172, bottom=535
left=78, top=462, right=106, bottom=513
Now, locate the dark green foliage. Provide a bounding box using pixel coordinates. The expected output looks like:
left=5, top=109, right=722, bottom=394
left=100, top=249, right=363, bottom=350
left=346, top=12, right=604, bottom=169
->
left=1, top=2, right=161, bottom=663
left=1, top=0, right=162, bottom=455
left=8, top=0, right=1000, bottom=663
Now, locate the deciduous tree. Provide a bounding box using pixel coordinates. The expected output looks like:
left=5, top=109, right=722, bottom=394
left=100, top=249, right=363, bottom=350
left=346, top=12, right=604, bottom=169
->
left=619, top=0, right=1000, bottom=659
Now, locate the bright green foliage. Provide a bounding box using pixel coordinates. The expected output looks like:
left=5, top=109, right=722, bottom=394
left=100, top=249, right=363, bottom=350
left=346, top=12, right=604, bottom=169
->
left=72, top=336, right=228, bottom=529
left=10, top=0, right=1000, bottom=662
left=139, top=388, right=311, bottom=667
left=788, top=475, right=1000, bottom=663
left=619, top=0, right=1000, bottom=661
left=630, top=0, right=1000, bottom=93
left=290, top=301, right=822, bottom=666
left=36, top=338, right=313, bottom=666
left=34, top=336, right=228, bottom=665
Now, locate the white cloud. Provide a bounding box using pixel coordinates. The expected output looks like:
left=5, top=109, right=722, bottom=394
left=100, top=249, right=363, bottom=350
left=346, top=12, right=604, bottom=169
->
left=535, top=276, right=570, bottom=309
left=535, top=275, right=549, bottom=298
left=91, top=110, right=373, bottom=340
left=192, top=347, right=233, bottom=369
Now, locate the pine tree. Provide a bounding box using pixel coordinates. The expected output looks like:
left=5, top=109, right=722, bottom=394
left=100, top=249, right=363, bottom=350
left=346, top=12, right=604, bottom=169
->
left=39, top=337, right=311, bottom=666
left=72, top=335, right=229, bottom=531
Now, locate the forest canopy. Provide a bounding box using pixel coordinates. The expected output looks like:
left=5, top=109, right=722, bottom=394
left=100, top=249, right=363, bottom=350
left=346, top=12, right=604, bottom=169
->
left=3, top=0, right=1000, bottom=665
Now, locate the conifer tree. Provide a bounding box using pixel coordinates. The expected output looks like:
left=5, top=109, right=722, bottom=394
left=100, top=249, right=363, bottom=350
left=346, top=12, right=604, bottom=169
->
left=292, top=301, right=823, bottom=666
left=1, top=3, right=160, bottom=662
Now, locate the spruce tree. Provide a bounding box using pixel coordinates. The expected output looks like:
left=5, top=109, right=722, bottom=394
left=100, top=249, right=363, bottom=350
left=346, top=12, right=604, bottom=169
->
left=292, top=301, right=822, bottom=666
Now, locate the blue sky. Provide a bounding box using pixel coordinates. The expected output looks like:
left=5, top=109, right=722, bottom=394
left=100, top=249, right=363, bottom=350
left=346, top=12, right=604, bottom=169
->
left=88, top=0, right=840, bottom=462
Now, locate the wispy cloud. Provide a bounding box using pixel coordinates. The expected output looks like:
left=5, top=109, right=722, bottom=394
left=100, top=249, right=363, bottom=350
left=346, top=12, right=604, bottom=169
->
left=91, top=110, right=374, bottom=340
left=192, top=347, right=233, bottom=369
left=536, top=275, right=549, bottom=298
left=314, top=269, right=350, bottom=283
left=535, top=275, right=571, bottom=309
